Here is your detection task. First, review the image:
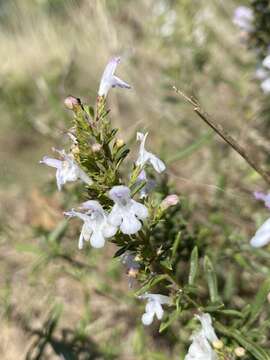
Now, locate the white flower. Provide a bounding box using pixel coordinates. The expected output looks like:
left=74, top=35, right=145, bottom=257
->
left=233, top=6, right=254, bottom=32
left=138, top=293, right=170, bottom=326
left=98, top=57, right=131, bottom=97
left=261, top=78, right=270, bottom=94
left=185, top=313, right=218, bottom=360
left=262, top=55, right=270, bottom=70
left=136, top=132, right=166, bottom=173
left=65, top=200, right=117, bottom=249
left=108, top=185, right=148, bottom=235
left=250, top=217, right=270, bottom=248
left=40, top=149, right=92, bottom=191
left=195, top=313, right=218, bottom=343
left=185, top=332, right=217, bottom=360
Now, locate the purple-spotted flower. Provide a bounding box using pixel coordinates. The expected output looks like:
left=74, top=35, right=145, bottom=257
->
left=64, top=200, right=117, bottom=249
left=250, top=217, right=270, bottom=248
left=108, top=185, right=148, bottom=235
left=40, top=149, right=92, bottom=191
left=136, top=132, right=166, bottom=173
left=233, top=6, right=254, bottom=32
left=138, top=293, right=170, bottom=326
left=98, top=57, right=131, bottom=97
left=185, top=313, right=218, bottom=360
left=254, top=191, right=270, bottom=209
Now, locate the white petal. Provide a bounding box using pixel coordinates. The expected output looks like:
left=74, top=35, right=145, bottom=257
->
left=90, top=230, right=106, bottom=248
left=153, top=301, right=164, bottom=320
left=263, top=55, right=270, bottom=70
left=82, top=223, right=92, bottom=241
left=56, top=169, right=63, bottom=191
left=108, top=205, right=122, bottom=227
left=149, top=153, right=166, bottom=173
left=196, top=313, right=218, bottom=343
left=78, top=231, right=84, bottom=250
left=111, top=76, right=131, bottom=89
left=142, top=311, right=154, bottom=326
left=131, top=200, right=148, bottom=220
left=120, top=214, right=142, bottom=235
left=78, top=168, right=93, bottom=185
left=250, top=218, right=270, bottom=248
left=109, top=185, right=131, bottom=204
left=102, top=222, right=117, bottom=238
left=40, top=156, right=62, bottom=169
left=185, top=332, right=216, bottom=360
left=261, top=78, right=270, bottom=93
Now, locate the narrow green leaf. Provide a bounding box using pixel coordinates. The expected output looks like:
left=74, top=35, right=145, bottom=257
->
left=188, top=246, right=198, bottom=286
left=216, top=322, right=270, bottom=360
left=159, top=310, right=180, bottom=333
left=167, top=131, right=213, bottom=163
left=172, top=232, right=181, bottom=258
left=204, top=256, right=219, bottom=303
left=135, top=274, right=168, bottom=296
left=246, top=278, right=270, bottom=327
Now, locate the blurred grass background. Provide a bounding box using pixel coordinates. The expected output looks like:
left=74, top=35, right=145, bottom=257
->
left=0, top=0, right=269, bottom=359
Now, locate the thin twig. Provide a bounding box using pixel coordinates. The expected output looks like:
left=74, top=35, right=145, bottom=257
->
left=173, top=86, right=270, bottom=186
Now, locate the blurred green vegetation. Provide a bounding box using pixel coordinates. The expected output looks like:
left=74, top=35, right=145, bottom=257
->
left=0, top=0, right=270, bottom=359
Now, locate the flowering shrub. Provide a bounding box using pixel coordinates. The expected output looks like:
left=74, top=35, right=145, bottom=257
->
left=41, top=57, right=270, bottom=359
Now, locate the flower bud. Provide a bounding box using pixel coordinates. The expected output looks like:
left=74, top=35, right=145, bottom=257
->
left=64, top=96, right=81, bottom=110
left=212, top=340, right=223, bottom=350
left=91, top=143, right=102, bottom=152
left=234, top=347, right=246, bottom=357
left=116, top=139, right=124, bottom=148
left=160, top=194, right=179, bottom=210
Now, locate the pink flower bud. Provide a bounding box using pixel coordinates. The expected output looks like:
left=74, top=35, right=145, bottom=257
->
left=160, top=194, right=179, bottom=210
left=64, top=96, right=81, bottom=110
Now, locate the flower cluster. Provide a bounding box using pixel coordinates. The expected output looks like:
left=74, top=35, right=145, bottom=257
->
left=40, top=56, right=267, bottom=357
left=41, top=57, right=174, bottom=325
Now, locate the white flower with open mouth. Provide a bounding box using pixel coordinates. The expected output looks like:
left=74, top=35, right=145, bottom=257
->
left=185, top=313, right=218, bottom=360
left=98, top=57, right=131, bottom=97
left=138, top=293, right=170, bottom=326
left=108, top=185, right=148, bottom=235
left=64, top=200, right=117, bottom=249
left=250, top=217, right=270, bottom=248
left=40, top=149, right=92, bottom=191
left=185, top=332, right=217, bottom=360
left=136, top=132, right=166, bottom=173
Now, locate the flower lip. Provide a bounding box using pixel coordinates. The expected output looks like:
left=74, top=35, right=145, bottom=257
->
left=109, top=185, right=131, bottom=203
